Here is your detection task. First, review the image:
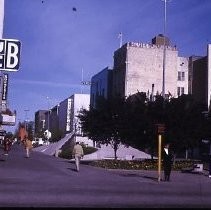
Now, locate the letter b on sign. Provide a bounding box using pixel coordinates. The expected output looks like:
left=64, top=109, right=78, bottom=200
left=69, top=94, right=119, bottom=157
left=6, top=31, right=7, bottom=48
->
left=0, top=39, right=21, bottom=71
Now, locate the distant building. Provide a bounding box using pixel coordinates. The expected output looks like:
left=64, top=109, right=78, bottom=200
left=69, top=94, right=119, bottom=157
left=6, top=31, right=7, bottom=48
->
left=34, top=110, right=47, bottom=136
left=34, top=94, right=90, bottom=141
left=69, top=93, right=90, bottom=135
left=57, top=98, right=72, bottom=134
left=90, top=34, right=189, bottom=107
left=49, top=105, right=60, bottom=135
left=112, top=34, right=188, bottom=99
left=90, top=34, right=211, bottom=111
left=90, top=66, right=113, bottom=108
left=56, top=93, right=91, bottom=146
left=34, top=36, right=211, bottom=143
left=189, top=44, right=211, bottom=110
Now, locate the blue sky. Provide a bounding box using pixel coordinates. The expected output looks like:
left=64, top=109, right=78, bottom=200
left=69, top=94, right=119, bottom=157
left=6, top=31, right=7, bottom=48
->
left=2, top=0, right=211, bottom=133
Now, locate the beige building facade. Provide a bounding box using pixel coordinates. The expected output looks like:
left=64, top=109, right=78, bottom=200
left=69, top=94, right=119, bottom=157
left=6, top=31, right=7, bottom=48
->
left=113, top=35, right=189, bottom=100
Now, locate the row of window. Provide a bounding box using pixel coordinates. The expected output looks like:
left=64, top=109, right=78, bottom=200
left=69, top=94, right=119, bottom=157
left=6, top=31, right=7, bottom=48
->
left=177, top=87, right=184, bottom=96
left=178, top=71, right=185, bottom=81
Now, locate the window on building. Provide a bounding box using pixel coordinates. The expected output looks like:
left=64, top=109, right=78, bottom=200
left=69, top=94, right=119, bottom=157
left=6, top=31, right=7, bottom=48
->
left=178, top=72, right=185, bottom=81
left=177, top=87, right=184, bottom=96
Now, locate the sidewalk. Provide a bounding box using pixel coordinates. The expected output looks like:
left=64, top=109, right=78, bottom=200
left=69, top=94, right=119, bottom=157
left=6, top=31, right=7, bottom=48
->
left=1, top=143, right=211, bottom=208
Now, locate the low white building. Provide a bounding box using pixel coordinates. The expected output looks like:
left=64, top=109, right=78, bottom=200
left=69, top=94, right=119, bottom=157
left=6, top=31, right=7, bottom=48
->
left=57, top=94, right=90, bottom=138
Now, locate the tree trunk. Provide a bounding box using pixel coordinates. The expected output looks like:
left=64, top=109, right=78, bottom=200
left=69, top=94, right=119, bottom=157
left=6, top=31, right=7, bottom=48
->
left=114, top=142, right=118, bottom=160
left=185, top=149, right=188, bottom=159
left=150, top=146, right=154, bottom=160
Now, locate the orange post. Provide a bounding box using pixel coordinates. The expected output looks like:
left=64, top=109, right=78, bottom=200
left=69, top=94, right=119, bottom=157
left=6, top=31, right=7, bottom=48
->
left=158, top=134, right=162, bottom=182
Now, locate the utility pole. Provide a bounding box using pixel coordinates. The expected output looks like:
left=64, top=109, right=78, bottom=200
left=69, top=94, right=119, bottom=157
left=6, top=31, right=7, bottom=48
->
left=162, top=0, right=170, bottom=99
left=24, top=109, right=29, bottom=132
left=46, top=96, right=50, bottom=140
left=118, top=32, right=123, bottom=48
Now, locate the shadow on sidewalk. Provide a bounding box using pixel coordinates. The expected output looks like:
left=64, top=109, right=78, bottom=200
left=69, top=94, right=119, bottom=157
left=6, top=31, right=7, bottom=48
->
left=118, top=172, right=158, bottom=181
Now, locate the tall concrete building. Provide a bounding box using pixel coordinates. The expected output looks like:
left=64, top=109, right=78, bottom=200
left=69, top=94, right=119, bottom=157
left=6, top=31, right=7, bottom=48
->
left=90, top=66, right=113, bottom=108
left=91, top=34, right=189, bottom=107
left=0, top=0, right=4, bottom=38
left=189, top=44, right=211, bottom=110
left=90, top=34, right=211, bottom=111
left=35, top=94, right=90, bottom=142
left=69, top=93, right=90, bottom=135
left=34, top=110, right=47, bottom=136
left=113, top=34, right=189, bottom=99
left=57, top=98, right=71, bottom=134
left=47, top=93, right=90, bottom=135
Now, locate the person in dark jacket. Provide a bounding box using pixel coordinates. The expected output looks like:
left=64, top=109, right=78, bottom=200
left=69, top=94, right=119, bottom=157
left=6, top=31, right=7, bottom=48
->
left=3, top=136, right=12, bottom=155
left=163, top=143, right=173, bottom=181
left=209, top=154, right=211, bottom=178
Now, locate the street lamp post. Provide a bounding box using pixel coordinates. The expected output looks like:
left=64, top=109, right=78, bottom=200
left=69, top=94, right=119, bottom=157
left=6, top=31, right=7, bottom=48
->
left=46, top=96, right=50, bottom=141
left=24, top=109, right=29, bottom=133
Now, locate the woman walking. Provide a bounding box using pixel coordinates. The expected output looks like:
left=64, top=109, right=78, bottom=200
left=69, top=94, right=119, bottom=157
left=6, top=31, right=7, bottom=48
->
left=23, top=136, right=33, bottom=158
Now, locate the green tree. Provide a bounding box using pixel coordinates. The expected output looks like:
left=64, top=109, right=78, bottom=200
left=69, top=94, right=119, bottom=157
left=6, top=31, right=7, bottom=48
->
left=120, top=92, right=148, bottom=151
left=79, top=92, right=208, bottom=161
left=78, top=96, right=125, bottom=159
left=165, top=94, right=205, bottom=158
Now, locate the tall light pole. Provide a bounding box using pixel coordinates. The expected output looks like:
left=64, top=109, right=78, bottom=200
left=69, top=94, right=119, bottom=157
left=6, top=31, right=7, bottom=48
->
left=24, top=109, right=29, bottom=132
left=118, top=32, right=123, bottom=48
left=46, top=96, right=50, bottom=140
left=162, top=0, right=169, bottom=98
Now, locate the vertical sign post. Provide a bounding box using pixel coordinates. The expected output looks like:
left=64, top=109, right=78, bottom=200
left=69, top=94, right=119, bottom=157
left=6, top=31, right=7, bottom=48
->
left=157, top=123, right=165, bottom=182
left=158, top=134, right=162, bottom=182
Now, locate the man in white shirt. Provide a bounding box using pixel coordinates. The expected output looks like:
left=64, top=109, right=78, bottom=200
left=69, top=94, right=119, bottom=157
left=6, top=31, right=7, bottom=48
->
left=72, top=141, right=84, bottom=172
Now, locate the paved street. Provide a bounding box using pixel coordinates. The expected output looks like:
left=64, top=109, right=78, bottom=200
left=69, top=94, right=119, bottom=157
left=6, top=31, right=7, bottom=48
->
left=1, top=143, right=211, bottom=208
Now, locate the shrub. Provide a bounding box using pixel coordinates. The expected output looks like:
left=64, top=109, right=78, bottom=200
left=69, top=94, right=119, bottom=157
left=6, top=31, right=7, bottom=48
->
left=59, top=144, right=98, bottom=159
left=85, top=159, right=202, bottom=170
left=83, top=145, right=98, bottom=155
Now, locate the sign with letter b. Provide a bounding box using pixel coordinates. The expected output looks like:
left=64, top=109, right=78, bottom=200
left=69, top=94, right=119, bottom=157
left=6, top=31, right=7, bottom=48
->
left=0, top=39, right=21, bottom=71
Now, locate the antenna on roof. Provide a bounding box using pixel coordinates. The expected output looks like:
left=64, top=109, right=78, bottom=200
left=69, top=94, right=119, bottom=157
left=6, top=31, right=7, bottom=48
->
left=118, top=32, right=123, bottom=48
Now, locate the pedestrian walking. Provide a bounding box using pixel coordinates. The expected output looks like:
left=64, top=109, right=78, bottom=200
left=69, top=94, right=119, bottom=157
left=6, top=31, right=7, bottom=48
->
left=3, top=136, right=11, bottom=155
left=23, top=136, right=33, bottom=158
left=162, top=143, right=173, bottom=181
left=18, top=124, right=28, bottom=144
left=72, top=141, right=84, bottom=172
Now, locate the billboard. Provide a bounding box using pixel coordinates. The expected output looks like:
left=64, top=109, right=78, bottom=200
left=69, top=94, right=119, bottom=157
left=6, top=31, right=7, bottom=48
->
left=0, top=38, right=21, bottom=71
left=0, top=113, right=16, bottom=126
